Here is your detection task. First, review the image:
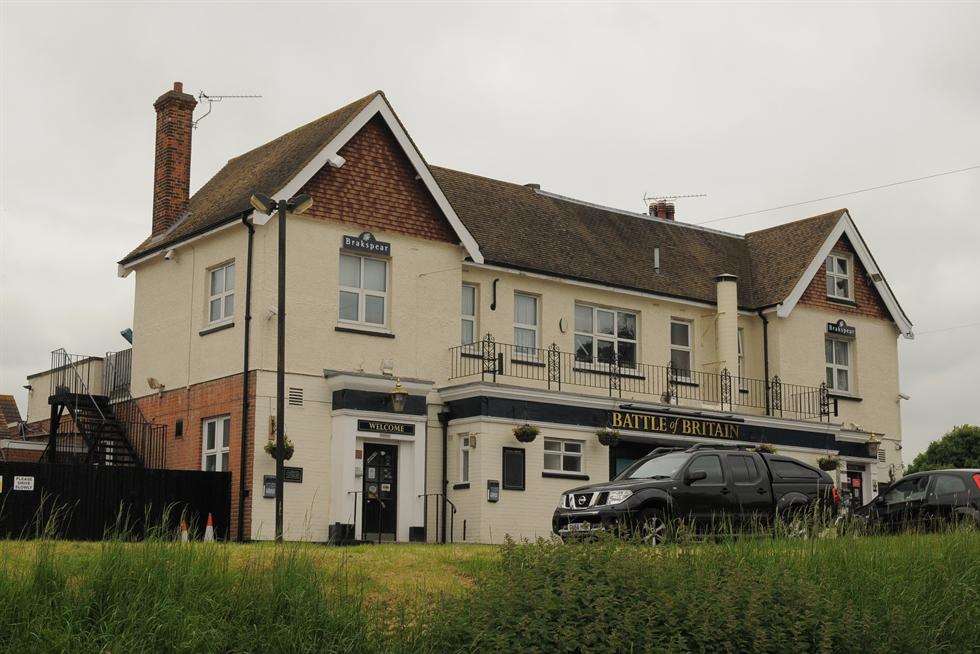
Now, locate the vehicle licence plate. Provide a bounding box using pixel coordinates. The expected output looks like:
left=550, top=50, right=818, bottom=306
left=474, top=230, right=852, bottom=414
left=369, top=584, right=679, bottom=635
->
left=568, top=522, right=592, bottom=532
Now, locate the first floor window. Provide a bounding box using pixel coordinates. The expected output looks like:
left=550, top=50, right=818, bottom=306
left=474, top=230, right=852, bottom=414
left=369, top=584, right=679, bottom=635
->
left=826, top=253, right=853, bottom=301
left=339, top=254, right=388, bottom=326
left=514, top=292, right=539, bottom=355
left=202, top=416, right=230, bottom=472
left=459, top=434, right=471, bottom=483
left=669, top=320, right=693, bottom=378
left=461, top=284, right=477, bottom=345
left=574, top=304, right=637, bottom=367
left=544, top=438, right=582, bottom=473
left=825, top=337, right=851, bottom=392
left=208, top=262, right=235, bottom=324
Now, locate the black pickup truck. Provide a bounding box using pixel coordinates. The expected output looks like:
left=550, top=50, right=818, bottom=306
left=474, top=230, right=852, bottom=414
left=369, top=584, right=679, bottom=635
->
left=553, top=444, right=839, bottom=543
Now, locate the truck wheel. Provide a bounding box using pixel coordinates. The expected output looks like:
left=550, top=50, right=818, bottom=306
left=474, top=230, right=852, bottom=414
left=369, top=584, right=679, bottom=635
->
left=636, top=508, right=668, bottom=546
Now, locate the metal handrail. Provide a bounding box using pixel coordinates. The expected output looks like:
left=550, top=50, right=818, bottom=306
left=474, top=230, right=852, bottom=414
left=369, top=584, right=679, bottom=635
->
left=449, top=334, right=835, bottom=422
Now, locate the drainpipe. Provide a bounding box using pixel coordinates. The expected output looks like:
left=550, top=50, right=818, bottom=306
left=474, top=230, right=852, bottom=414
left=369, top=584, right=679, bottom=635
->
left=237, top=212, right=255, bottom=542
left=438, top=409, right=450, bottom=543
left=757, top=309, right=770, bottom=415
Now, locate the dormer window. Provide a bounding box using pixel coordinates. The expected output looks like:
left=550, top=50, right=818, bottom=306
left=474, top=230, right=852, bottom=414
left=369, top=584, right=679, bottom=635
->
left=825, top=254, right=853, bottom=301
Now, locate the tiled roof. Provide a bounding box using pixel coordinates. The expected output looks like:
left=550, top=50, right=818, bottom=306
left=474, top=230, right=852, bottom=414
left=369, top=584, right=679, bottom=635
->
left=119, top=90, right=850, bottom=311
left=0, top=394, right=22, bottom=437
left=432, top=166, right=845, bottom=308
left=120, top=91, right=380, bottom=264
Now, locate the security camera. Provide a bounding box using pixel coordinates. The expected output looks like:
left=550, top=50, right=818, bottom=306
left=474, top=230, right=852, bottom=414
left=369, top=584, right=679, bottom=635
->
left=164, top=249, right=176, bottom=260
left=898, top=393, right=911, bottom=401
left=327, top=154, right=346, bottom=168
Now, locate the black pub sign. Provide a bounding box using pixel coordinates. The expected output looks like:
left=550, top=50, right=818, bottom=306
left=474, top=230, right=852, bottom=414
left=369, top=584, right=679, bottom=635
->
left=357, top=419, right=415, bottom=436
left=827, top=319, right=856, bottom=337
left=343, top=232, right=391, bottom=256
left=610, top=410, right=741, bottom=440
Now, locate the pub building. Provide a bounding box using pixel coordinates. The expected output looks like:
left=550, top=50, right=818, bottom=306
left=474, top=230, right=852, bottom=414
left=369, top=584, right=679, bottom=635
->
left=20, top=85, right=913, bottom=542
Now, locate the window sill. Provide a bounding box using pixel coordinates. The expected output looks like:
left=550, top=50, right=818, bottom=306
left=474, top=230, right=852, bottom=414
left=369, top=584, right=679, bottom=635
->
left=199, top=321, right=234, bottom=336
left=738, top=388, right=750, bottom=394
left=452, top=482, right=471, bottom=490
left=542, top=471, right=590, bottom=481
left=461, top=351, right=484, bottom=360
left=572, top=366, right=645, bottom=381
left=828, top=392, right=862, bottom=402
left=334, top=325, right=395, bottom=339
left=826, top=297, right=858, bottom=307
left=672, top=379, right=699, bottom=388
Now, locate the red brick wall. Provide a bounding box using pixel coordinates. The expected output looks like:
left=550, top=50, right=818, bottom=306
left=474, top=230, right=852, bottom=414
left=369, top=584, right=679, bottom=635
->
left=300, top=115, right=458, bottom=243
left=799, top=234, right=890, bottom=320
left=1, top=447, right=44, bottom=463
left=136, top=372, right=256, bottom=540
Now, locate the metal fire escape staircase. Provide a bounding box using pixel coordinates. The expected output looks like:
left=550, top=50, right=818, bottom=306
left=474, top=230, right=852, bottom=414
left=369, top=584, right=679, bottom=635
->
left=40, top=349, right=145, bottom=467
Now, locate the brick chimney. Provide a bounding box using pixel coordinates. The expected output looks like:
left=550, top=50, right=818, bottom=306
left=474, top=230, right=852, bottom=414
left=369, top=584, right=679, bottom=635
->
left=152, top=82, right=197, bottom=236
left=649, top=200, right=675, bottom=221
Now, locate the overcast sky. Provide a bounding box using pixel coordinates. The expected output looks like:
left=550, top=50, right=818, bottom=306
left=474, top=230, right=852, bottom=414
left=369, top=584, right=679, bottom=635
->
left=2, top=3, right=978, bottom=460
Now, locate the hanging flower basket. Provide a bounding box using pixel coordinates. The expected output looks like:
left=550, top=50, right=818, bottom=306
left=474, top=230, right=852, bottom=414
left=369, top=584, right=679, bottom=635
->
left=596, top=428, right=621, bottom=447
left=265, top=436, right=295, bottom=461
left=817, top=455, right=840, bottom=471
left=755, top=443, right=777, bottom=454
left=513, top=424, right=539, bottom=443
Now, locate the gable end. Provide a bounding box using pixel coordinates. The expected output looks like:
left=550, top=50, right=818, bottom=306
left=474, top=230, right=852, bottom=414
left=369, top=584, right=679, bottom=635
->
left=299, top=115, right=458, bottom=244
left=799, top=234, right=890, bottom=320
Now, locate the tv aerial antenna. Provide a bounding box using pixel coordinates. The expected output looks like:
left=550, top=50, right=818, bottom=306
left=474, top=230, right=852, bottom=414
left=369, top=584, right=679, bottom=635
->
left=643, top=192, right=707, bottom=208
left=193, top=91, right=262, bottom=128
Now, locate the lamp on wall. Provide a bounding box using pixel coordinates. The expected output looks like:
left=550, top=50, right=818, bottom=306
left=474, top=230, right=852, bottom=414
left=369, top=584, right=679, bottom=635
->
left=390, top=379, right=408, bottom=413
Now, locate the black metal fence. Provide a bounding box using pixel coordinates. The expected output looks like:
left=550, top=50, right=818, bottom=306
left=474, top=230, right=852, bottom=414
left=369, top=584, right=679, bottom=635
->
left=449, top=334, right=835, bottom=422
left=0, top=462, right=231, bottom=541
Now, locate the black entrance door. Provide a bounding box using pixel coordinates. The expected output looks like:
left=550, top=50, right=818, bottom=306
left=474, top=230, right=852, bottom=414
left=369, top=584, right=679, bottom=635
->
left=362, top=443, right=397, bottom=542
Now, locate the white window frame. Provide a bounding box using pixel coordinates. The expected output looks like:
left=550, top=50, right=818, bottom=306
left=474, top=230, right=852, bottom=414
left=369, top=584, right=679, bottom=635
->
left=201, top=415, right=231, bottom=472
left=461, top=283, right=478, bottom=345
left=459, top=434, right=471, bottom=483
left=669, top=319, right=694, bottom=380
left=574, top=303, right=638, bottom=368
left=825, top=336, right=852, bottom=393
left=825, top=253, right=854, bottom=301
left=543, top=438, right=583, bottom=474
left=513, top=292, right=539, bottom=356
left=339, top=254, right=389, bottom=327
left=207, top=261, right=235, bottom=325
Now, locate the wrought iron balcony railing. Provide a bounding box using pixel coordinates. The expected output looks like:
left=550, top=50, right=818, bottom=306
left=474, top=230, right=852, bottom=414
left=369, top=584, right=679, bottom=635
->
left=449, top=334, right=837, bottom=422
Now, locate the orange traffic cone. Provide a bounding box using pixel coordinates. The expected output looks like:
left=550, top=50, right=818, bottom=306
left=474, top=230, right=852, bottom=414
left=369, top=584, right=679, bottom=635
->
left=204, top=513, right=215, bottom=542
left=180, top=519, right=189, bottom=543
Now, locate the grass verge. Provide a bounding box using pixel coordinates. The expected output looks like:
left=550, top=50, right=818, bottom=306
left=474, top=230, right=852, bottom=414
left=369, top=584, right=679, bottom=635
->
left=1, top=530, right=977, bottom=653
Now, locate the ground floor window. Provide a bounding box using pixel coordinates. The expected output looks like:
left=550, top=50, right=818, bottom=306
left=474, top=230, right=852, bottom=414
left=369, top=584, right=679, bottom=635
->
left=459, top=434, right=471, bottom=483
left=502, top=447, right=525, bottom=490
left=202, top=415, right=230, bottom=471
left=544, top=438, right=582, bottom=473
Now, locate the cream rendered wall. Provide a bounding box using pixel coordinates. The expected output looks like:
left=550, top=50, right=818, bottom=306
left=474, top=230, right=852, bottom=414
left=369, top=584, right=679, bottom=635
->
left=453, top=419, right=607, bottom=543
left=772, top=306, right=902, bottom=439
left=459, top=266, right=722, bottom=391
left=130, top=225, right=257, bottom=400
left=250, top=370, right=333, bottom=541
left=255, top=216, right=464, bottom=383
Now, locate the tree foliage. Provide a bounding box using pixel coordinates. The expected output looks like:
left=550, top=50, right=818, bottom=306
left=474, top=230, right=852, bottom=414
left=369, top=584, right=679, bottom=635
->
left=905, top=424, right=980, bottom=474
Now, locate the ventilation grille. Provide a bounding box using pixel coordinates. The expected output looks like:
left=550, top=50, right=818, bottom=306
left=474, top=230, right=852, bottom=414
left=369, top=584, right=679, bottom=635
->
left=877, top=448, right=886, bottom=462
left=288, top=387, right=304, bottom=406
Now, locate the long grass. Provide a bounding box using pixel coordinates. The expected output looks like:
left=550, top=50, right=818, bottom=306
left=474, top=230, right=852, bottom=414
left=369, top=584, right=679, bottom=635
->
left=1, top=528, right=977, bottom=653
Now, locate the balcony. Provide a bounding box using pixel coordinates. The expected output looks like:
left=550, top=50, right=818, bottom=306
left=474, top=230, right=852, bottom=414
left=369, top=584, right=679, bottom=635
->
left=448, top=334, right=837, bottom=423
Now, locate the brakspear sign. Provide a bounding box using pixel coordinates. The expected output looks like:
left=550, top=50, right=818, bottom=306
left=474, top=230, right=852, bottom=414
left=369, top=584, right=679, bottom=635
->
left=610, top=410, right=741, bottom=439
